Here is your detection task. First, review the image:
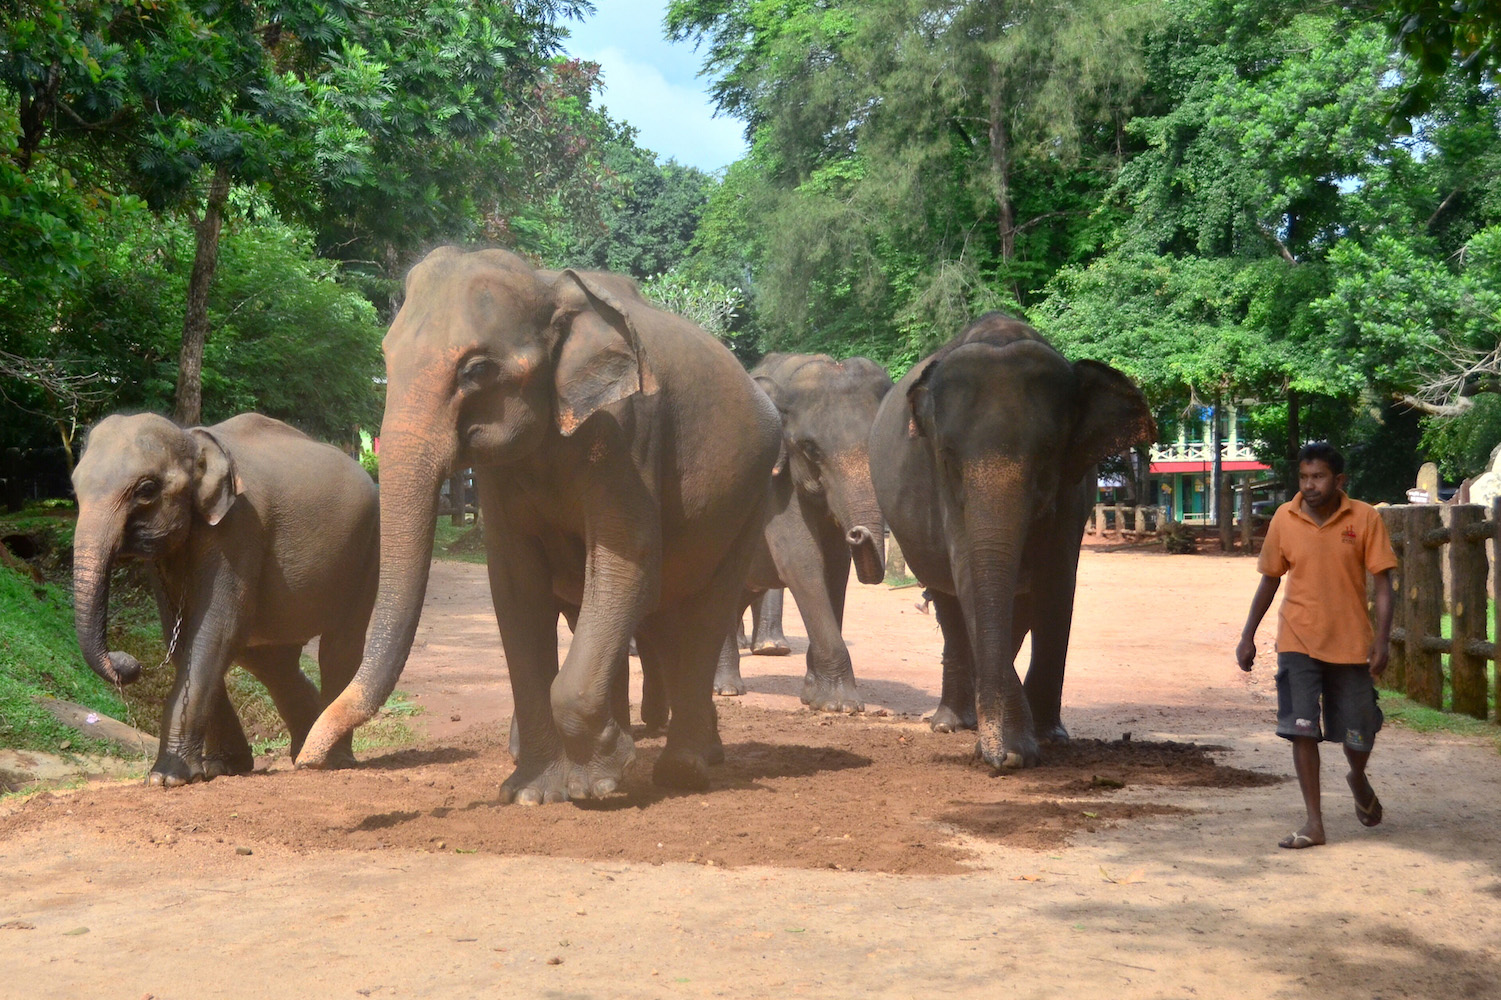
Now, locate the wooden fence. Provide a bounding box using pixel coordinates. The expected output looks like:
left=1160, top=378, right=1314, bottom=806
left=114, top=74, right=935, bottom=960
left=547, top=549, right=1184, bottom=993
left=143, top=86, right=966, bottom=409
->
left=1376, top=502, right=1499, bottom=721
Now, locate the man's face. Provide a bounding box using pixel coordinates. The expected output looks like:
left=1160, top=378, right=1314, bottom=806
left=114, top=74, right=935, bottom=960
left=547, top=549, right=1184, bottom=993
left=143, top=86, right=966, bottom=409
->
left=1298, top=459, right=1343, bottom=509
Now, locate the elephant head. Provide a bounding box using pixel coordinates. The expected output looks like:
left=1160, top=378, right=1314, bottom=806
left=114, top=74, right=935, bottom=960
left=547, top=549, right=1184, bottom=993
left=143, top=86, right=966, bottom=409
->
left=71, top=413, right=243, bottom=685
left=755, top=354, right=893, bottom=584
left=298, top=247, right=660, bottom=763
left=906, top=316, right=1154, bottom=765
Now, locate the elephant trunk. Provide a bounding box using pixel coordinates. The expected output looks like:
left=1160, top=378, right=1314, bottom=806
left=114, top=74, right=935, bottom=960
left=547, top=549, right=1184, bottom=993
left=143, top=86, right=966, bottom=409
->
left=71, top=510, right=143, bottom=685
left=296, top=420, right=451, bottom=768
left=829, top=455, right=886, bottom=585
left=955, top=475, right=1035, bottom=769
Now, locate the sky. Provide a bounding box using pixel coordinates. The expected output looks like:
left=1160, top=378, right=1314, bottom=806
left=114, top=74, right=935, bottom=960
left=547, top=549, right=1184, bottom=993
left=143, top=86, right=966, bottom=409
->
left=562, top=2, right=749, bottom=173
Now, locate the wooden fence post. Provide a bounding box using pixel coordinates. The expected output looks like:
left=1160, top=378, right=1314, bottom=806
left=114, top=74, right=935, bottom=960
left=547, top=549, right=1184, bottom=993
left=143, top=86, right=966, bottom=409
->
left=1379, top=507, right=1407, bottom=693
left=1094, top=504, right=1106, bottom=535
left=1404, top=505, right=1447, bottom=708
left=1448, top=504, right=1493, bottom=719
left=1239, top=484, right=1253, bottom=550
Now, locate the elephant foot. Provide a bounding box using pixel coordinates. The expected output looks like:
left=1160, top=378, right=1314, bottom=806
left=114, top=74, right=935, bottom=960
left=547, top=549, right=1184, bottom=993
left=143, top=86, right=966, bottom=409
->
left=976, top=733, right=1042, bottom=771
left=930, top=704, right=978, bottom=733
left=563, top=723, right=636, bottom=801
left=751, top=640, right=791, bottom=657
left=652, top=746, right=711, bottom=791
left=500, top=757, right=573, bottom=806
left=714, top=671, right=747, bottom=697
left=1038, top=721, right=1070, bottom=745
left=801, top=674, right=863, bottom=714
left=201, top=755, right=254, bottom=781
left=320, top=743, right=359, bottom=770
left=148, top=751, right=204, bottom=788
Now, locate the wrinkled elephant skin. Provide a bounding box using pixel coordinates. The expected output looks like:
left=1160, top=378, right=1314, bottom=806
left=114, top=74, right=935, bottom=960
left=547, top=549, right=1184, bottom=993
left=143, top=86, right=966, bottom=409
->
left=71, top=412, right=379, bottom=786
left=869, top=313, right=1155, bottom=770
left=706, top=354, right=893, bottom=714
left=295, top=247, right=780, bottom=806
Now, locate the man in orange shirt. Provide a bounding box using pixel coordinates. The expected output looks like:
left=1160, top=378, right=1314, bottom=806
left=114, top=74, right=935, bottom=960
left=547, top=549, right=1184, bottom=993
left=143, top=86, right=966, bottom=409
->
left=1237, top=443, right=1397, bottom=849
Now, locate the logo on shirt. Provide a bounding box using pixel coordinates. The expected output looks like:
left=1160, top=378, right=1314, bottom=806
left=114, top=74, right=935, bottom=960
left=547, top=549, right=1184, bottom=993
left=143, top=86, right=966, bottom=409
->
left=1342, top=526, right=1358, bottom=544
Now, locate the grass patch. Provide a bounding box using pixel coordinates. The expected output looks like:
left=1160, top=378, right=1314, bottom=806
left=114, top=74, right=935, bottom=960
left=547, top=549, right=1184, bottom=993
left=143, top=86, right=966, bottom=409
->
left=432, top=519, right=486, bottom=564
left=1377, top=687, right=1501, bottom=749
left=0, top=559, right=127, bottom=755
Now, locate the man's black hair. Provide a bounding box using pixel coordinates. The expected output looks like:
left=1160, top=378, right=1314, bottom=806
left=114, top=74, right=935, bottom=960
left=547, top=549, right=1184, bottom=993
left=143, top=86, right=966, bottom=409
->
left=1297, top=441, right=1344, bottom=475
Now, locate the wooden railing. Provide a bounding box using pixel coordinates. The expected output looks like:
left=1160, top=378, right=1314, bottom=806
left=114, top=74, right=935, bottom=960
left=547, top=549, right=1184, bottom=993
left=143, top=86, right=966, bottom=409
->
left=1088, top=504, right=1167, bottom=537
left=1376, top=502, right=1498, bottom=721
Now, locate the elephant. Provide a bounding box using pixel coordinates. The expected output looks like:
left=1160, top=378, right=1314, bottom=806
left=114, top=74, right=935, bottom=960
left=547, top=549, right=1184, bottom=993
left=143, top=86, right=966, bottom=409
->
left=71, top=412, right=379, bottom=786
left=699, top=353, right=892, bottom=713
left=869, top=313, right=1155, bottom=769
left=293, top=247, right=781, bottom=805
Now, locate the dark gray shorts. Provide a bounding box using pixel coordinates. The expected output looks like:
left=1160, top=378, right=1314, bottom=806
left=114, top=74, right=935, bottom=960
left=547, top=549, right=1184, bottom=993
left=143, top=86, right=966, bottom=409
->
left=1275, top=651, right=1383, bottom=751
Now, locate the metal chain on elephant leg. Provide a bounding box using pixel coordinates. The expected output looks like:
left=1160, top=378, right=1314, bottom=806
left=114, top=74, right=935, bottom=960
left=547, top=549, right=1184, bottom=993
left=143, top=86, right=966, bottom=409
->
left=114, top=601, right=184, bottom=781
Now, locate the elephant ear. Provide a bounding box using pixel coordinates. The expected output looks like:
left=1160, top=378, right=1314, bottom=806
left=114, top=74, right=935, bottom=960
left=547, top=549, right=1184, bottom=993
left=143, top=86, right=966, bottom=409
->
left=753, top=374, right=789, bottom=476
left=189, top=428, right=244, bottom=526
left=905, top=360, right=939, bottom=439
left=1062, top=360, right=1156, bottom=487
left=552, top=270, right=660, bottom=437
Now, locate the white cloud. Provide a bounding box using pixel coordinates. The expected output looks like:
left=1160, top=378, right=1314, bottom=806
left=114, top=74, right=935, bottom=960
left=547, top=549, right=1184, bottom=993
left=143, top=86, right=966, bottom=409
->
left=581, top=45, right=747, bottom=172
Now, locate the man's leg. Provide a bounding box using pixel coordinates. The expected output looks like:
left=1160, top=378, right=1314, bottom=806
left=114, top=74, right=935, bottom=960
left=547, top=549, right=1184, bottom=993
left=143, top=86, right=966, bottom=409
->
left=1276, top=652, right=1327, bottom=849
left=1285, top=736, right=1326, bottom=848
left=1345, top=746, right=1382, bottom=826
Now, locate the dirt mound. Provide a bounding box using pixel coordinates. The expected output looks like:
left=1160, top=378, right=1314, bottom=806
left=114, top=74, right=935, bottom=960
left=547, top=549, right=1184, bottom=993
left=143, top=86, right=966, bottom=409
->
left=0, top=703, right=1275, bottom=874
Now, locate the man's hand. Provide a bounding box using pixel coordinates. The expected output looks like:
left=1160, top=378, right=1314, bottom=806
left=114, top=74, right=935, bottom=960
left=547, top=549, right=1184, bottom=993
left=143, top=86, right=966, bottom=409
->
left=1368, top=642, right=1389, bottom=680
left=1236, top=635, right=1257, bottom=672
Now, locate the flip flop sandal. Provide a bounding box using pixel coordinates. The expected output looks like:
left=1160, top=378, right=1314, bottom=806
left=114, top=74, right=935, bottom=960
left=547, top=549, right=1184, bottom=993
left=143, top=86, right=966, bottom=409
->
left=1278, top=832, right=1322, bottom=849
left=1355, top=793, right=1383, bottom=828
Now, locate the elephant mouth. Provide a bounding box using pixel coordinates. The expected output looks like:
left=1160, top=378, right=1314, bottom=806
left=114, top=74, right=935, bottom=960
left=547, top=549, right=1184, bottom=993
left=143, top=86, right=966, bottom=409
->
left=848, top=526, right=885, bottom=585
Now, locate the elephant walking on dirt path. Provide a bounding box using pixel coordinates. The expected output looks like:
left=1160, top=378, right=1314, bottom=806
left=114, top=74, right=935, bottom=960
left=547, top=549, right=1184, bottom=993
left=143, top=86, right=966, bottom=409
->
left=295, top=247, right=781, bottom=804
left=870, top=314, right=1155, bottom=769
left=71, top=412, right=378, bottom=786
left=697, top=353, right=893, bottom=714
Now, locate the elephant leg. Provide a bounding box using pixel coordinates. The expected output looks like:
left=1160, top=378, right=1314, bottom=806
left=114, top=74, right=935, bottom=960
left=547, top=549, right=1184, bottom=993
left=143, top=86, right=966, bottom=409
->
left=770, top=525, right=859, bottom=712
left=640, top=642, right=670, bottom=730
left=200, top=685, right=254, bottom=780
left=736, top=612, right=750, bottom=650
left=645, top=512, right=764, bottom=790
left=714, top=593, right=754, bottom=696
left=312, top=626, right=364, bottom=767
left=1023, top=520, right=1084, bottom=744
left=237, top=644, right=322, bottom=756
left=749, top=588, right=791, bottom=655
left=930, top=592, right=977, bottom=732
left=151, top=615, right=240, bottom=787
left=713, top=626, right=745, bottom=697
left=488, top=533, right=569, bottom=805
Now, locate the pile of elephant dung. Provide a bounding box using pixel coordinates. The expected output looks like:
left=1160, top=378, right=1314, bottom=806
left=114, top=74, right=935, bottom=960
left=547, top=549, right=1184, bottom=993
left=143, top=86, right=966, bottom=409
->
left=0, top=704, right=1278, bottom=874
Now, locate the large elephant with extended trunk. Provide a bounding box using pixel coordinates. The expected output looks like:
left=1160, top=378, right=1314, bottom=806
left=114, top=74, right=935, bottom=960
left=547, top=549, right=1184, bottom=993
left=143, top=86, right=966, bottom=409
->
left=870, top=313, right=1154, bottom=769
left=705, top=353, right=893, bottom=713
left=295, top=247, right=781, bottom=804
left=71, top=412, right=378, bottom=786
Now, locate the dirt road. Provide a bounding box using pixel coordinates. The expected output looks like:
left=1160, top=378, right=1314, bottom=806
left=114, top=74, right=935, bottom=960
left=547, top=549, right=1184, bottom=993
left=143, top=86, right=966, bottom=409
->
left=2, top=545, right=1499, bottom=999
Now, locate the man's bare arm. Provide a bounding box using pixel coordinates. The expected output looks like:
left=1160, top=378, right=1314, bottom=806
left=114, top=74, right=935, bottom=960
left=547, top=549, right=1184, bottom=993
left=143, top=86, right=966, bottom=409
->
left=1369, top=568, right=1393, bottom=679
left=1236, top=574, right=1281, bottom=671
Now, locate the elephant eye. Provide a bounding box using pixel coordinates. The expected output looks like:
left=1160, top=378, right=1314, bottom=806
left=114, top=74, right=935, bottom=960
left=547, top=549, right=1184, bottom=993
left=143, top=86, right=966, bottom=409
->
left=460, top=356, right=499, bottom=389
left=133, top=479, right=160, bottom=503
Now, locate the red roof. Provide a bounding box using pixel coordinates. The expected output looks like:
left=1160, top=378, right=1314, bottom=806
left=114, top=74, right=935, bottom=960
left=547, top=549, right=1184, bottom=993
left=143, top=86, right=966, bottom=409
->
left=1150, top=461, right=1270, bottom=474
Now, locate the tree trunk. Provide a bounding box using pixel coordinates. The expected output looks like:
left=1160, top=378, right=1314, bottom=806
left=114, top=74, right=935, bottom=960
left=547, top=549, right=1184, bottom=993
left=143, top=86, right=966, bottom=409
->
left=173, top=167, right=232, bottom=427
left=1285, top=387, right=1301, bottom=501
left=988, top=62, right=1015, bottom=268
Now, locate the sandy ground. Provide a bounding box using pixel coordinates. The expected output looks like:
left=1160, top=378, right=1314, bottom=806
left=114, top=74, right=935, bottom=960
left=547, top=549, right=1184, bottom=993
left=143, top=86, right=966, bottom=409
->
left=1, top=543, right=1499, bottom=999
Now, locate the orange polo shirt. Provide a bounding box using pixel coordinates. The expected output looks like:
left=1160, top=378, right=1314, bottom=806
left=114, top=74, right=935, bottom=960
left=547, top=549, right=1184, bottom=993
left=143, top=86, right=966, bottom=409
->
left=1258, top=492, right=1397, bottom=664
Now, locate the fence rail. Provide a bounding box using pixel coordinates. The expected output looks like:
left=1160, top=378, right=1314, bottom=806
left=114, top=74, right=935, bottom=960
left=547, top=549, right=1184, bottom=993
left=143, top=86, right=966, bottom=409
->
left=1376, top=502, right=1499, bottom=721
left=1088, top=504, right=1167, bottom=537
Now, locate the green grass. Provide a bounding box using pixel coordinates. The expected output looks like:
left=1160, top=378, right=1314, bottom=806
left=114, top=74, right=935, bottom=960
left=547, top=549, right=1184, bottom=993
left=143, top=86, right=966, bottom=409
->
left=1377, top=687, right=1501, bottom=749
left=0, top=559, right=127, bottom=755
left=432, top=519, right=487, bottom=564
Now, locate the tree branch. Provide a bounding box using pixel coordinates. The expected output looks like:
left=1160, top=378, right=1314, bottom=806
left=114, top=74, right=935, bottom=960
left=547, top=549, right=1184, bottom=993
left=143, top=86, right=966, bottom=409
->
left=1426, top=188, right=1461, bottom=230
left=1396, top=392, right=1474, bottom=417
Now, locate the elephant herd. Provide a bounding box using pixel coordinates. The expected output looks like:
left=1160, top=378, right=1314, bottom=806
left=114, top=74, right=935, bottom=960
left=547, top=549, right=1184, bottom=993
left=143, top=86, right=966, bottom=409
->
left=71, top=246, right=1155, bottom=800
